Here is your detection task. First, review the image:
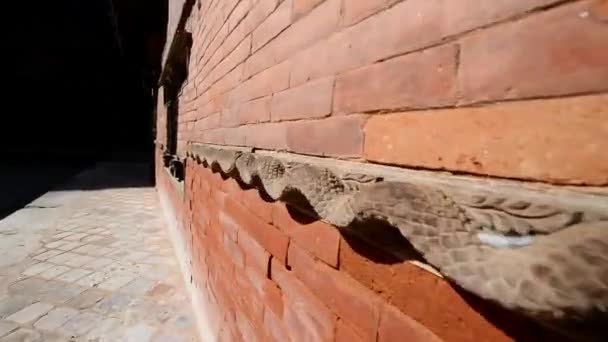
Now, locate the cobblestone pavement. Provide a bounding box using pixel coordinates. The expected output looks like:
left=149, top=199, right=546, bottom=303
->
left=0, top=164, right=199, bottom=341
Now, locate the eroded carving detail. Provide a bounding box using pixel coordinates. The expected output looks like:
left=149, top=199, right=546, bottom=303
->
left=186, top=144, right=608, bottom=338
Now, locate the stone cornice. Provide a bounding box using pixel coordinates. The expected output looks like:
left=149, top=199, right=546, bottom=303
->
left=186, top=143, right=607, bottom=339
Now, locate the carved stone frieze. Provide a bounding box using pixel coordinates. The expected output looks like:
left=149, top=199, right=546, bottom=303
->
left=186, top=143, right=608, bottom=339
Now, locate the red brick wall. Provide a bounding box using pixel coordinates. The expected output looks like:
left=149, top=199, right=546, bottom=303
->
left=156, top=0, right=607, bottom=340
left=172, top=0, right=608, bottom=185
left=156, top=158, right=567, bottom=341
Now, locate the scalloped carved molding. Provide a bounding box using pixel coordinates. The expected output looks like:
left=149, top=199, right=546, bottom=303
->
left=185, top=143, right=608, bottom=339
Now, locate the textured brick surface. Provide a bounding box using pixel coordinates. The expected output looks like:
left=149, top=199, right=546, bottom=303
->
left=334, top=44, right=457, bottom=114
left=459, top=1, right=608, bottom=103
left=364, top=95, right=608, bottom=184
left=286, top=115, right=366, bottom=157
left=273, top=203, right=340, bottom=267
left=271, top=77, right=334, bottom=121
left=157, top=0, right=607, bottom=340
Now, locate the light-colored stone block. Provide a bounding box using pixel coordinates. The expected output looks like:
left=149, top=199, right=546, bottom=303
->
left=33, top=249, right=64, bottom=261
left=38, top=265, right=71, bottom=279
left=6, top=302, right=54, bottom=324
left=22, top=262, right=54, bottom=276
left=98, top=275, right=135, bottom=291
left=56, top=268, right=92, bottom=283
left=33, top=307, right=78, bottom=330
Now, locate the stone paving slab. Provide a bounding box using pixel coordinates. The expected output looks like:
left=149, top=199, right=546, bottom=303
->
left=0, top=164, right=199, bottom=341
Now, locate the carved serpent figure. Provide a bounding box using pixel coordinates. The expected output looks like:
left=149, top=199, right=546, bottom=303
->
left=188, top=145, right=608, bottom=340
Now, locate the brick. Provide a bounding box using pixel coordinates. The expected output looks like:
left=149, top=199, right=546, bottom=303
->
left=364, top=94, right=608, bottom=185
left=234, top=272, right=265, bottom=324
left=195, top=112, right=221, bottom=130
left=264, top=309, right=290, bottom=342
left=338, top=234, right=558, bottom=341
left=244, top=0, right=341, bottom=78
left=288, top=243, right=380, bottom=340
left=205, top=0, right=278, bottom=78
left=293, top=0, right=325, bottom=20
left=235, top=311, right=259, bottom=342
left=378, top=305, right=441, bottom=342
left=223, top=197, right=290, bottom=263
left=240, top=188, right=273, bottom=223
left=230, top=61, right=291, bottom=104
left=253, top=0, right=293, bottom=52
left=341, top=0, right=401, bottom=26
left=286, top=115, right=366, bottom=157
left=243, top=0, right=279, bottom=33
left=245, top=122, right=288, bottom=150
left=222, top=96, right=271, bottom=127
left=336, top=319, right=367, bottom=342
left=334, top=44, right=457, bottom=114
left=459, top=1, right=608, bottom=104
left=272, top=203, right=340, bottom=267
left=271, top=77, right=334, bottom=121
left=239, top=228, right=271, bottom=275
left=592, top=0, right=608, bottom=20
left=223, top=235, right=245, bottom=268
left=270, top=259, right=336, bottom=341
left=200, top=36, right=251, bottom=93
left=223, top=126, right=248, bottom=146
left=197, top=128, right=225, bottom=144
left=244, top=266, right=284, bottom=317
left=291, top=0, right=444, bottom=86
left=218, top=210, right=239, bottom=241
left=228, top=0, right=253, bottom=32
left=444, top=0, right=562, bottom=34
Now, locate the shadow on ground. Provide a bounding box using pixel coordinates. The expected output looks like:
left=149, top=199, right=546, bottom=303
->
left=0, top=161, right=154, bottom=221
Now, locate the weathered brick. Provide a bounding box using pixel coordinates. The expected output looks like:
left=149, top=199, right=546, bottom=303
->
left=196, top=128, right=225, bottom=144
left=341, top=0, right=401, bottom=26
left=194, top=112, right=221, bottom=130
left=592, top=0, right=608, bottom=20
left=245, top=122, right=288, bottom=150
left=459, top=1, right=608, bottom=103
left=238, top=228, right=271, bottom=275
left=334, top=44, right=457, bottom=114
left=244, top=0, right=341, bottom=78
left=228, top=0, right=253, bottom=32
left=223, top=234, right=244, bottom=271
left=230, top=61, right=291, bottom=104
left=271, top=77, right=334, bottom=121
left=378, top=305, right=441, bottom=342
left=291, top=0, right=444, bottom=86
left=272, top=203, right=340, bottom=268
left=286, top=115, right=366, bottom=157
left=223, top=126, right=248, bottom=146
left=336, top=319, right=367, bottom=342
left=264, top=309, right=290, bottom=342
left=207, top=63, right=245, bottom=100
left=222, top=96, right=271, bottom=127
left=224, top=196, right=290, bottom=263
left=444, top=0, right=563, bottom=35
left=244, top=266, right=284, bottom=317
left=288, top=243, right=380, bottom=340
left=253, top=0, right=293, bottom=52
left=364, top=94, right=608, bottom=185
left=199, top=35, right=251, bottom=93
left=270, top=259, right=336, bottom=341
left=293, top=0, right=324, bottom=20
